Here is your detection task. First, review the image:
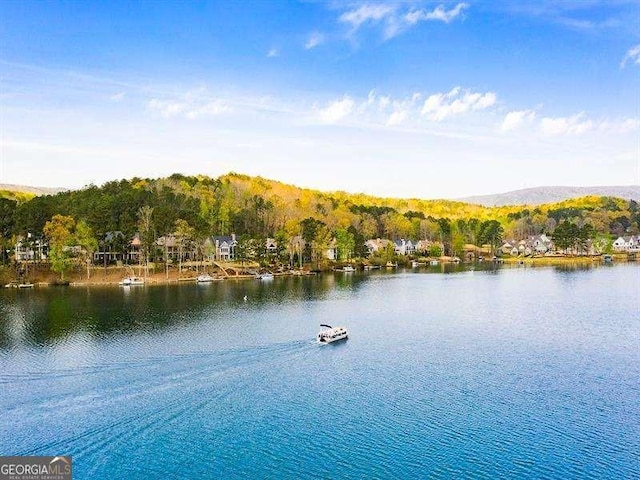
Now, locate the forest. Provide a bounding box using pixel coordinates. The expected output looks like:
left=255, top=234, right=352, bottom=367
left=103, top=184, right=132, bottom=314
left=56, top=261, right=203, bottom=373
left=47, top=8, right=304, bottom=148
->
left=1, top=172, right=638, bottom=268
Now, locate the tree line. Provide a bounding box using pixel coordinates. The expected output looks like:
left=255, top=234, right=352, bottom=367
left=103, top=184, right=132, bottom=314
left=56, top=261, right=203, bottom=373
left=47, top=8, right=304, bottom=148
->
left=1, top=173, right=638, bottom=270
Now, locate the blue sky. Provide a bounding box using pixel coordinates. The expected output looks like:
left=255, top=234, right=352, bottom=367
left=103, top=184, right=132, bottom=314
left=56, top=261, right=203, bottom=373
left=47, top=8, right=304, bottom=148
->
left=1, top=0, right=639, bottom=198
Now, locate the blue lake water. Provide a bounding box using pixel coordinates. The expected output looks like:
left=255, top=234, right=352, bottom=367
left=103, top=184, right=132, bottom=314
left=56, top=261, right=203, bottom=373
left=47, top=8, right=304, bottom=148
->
left=1, top=264, right=639, bottom=478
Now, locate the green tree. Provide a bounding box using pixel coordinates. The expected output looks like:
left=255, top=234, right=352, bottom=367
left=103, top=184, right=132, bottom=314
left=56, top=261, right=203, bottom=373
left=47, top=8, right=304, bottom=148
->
left=75, top=220, right=98, bottom=279
left=174, top=218, right=195, bottom=273
left=428, top=244, right=443, bottom=257
left=335, top=228, right=355, bottom=261
left=300, top=217, right=326, bottom=264
left=0, top=198, right=17, bottom=264
left=380, top=242, right=396, bottom=264
left=576, top=224, right=595, bottom=254
left=137, top=206, right=154, bottom=277
left=593, top=233, right=613, bottom=254
left=274, top=230, right=289, bottom=263
left=437, top=218, right=452, bottom=256
left=477, top=220, right=504, bottom=254
left=234, top=234, right=254, bottom=266
left=452, top=231, right=465, bottom=258
left=43, top=214, right=76, bottom=280
left=553, top=220, right=579, bottom=253
left=348, top=225, right=368, bottom=259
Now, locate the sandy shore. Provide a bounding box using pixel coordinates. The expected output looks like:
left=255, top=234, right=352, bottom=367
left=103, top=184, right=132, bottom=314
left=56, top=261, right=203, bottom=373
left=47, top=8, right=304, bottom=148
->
left=3, top=262, right=314, bottom=287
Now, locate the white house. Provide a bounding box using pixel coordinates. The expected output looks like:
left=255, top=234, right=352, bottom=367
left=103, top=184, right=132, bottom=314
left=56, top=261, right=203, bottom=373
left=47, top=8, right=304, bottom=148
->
left=212, top=234, right=237, bottom=260
left=14, top=234, right=47, bottom=262
left=394, top=239, right=415, bottom=256
left=265, top=238, right=278, bottom=256
left=529, top=234, right=553, bottom=253
left=612, top=236, right=639, bottom=251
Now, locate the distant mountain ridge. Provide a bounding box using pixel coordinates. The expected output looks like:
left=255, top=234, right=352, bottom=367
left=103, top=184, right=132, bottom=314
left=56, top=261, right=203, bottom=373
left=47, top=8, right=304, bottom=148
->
left=0, top=183, right=66, bottom=196
left=458, top=186, right=640, bottom=207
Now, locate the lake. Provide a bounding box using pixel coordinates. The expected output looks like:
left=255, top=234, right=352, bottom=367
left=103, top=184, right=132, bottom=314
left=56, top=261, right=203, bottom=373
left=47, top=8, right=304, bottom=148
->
left=1, top=263, right=639, bottom=479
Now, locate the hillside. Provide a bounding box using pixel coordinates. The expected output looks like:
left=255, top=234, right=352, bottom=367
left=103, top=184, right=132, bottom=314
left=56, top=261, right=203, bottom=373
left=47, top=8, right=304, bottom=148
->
left=458, top=186, right=640, bottom=207
left=6, top=172, right=636, bottom=240
left=1, top=172, right=637, bottom=266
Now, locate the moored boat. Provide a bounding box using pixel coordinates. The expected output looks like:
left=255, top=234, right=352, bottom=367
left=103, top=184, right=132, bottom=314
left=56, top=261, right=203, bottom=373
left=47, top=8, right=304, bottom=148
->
left=336, top=265, right=355, bottom=272
left=119, top=276, right=144, bottom=286
left=317, top=324, right=348, bottom=343
left=196, top=274, right=214, bottom=283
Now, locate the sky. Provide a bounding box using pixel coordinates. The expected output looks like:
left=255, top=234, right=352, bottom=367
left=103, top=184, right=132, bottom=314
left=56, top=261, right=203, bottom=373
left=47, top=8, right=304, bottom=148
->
left=1, top=0, right=639, bottom=199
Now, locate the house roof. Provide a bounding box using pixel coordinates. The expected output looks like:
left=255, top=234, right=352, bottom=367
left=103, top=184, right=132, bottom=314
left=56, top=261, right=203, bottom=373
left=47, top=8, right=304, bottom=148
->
left=130, top=233, right=142, bottom=246
left=104, top=231, right=124, bottom=242
left=213, top=235, right=236, bottom=244
left=393, top=239, right=414, bottom=247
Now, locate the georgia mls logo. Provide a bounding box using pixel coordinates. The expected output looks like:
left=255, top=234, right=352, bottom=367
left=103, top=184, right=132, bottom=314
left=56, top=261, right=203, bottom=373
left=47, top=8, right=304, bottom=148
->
left=0, top=456, right=72, bottom=480
left=49, top=457, right=71, bottom=474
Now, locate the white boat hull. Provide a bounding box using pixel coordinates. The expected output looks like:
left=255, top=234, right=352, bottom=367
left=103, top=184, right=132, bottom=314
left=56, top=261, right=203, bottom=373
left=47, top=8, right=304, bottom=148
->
left=317, top=325, right=348, bottom=343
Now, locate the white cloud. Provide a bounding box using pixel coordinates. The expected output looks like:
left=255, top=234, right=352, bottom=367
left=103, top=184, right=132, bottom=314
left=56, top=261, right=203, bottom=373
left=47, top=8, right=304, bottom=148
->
left=540, top=112, right=594, bottom=135
left=148, top=89, right=231, bottom=119
left=185, top=100, right=230, bottom=119
left=378, top=95, right=391, bottom=109
left=109, top=92, right=126, bottom=102
left=501, top=109, right=639, bottom=136
left=267, top=48, right=279, bottom=58
left=305, top=32, right=325, bottom=50
left=367, top=89, right=377, bottom=105
left=620, top=44, right=640, bottom=68
left=317, top=96, right=355, bottom=123
left=500, top=109, right=536, bottom=132
left=315, top=88, right=495, bottom=128
left=386, top=110, right=407, bottom=126
left=339, top=2, right=467, bottom=40
left=339, top=4, right=396, bottom=29
left=385, top=93, right=423, bottom=125
left=421, top=87, right=497, bottom=121
left=598, top=118, right=640, bottom=134
left=405, top=3, right=469, bottom=25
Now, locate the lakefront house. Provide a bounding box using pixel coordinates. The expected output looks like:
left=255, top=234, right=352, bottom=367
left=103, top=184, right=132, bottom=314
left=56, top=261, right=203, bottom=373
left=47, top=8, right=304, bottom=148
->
left=14, top=234, right=47, bottom=262
left=212, top=234, right=237, bottom=261
left=393, top=239, right=415, bottom=256
left=612, top=236, right=640, bottom=252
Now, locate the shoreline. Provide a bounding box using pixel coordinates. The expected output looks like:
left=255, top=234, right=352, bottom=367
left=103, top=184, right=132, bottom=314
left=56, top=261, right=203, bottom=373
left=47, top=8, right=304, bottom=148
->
left=2, top=264, right=316, bottom=288
left=3, top=254, right=633, bottom=289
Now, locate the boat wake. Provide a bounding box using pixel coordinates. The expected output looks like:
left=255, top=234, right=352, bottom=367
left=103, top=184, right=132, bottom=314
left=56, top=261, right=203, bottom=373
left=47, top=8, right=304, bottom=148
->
left=5, top=338, right=318, bottom=461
